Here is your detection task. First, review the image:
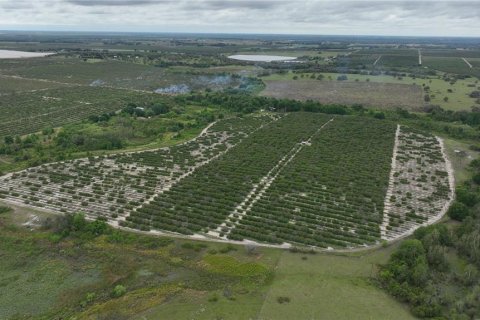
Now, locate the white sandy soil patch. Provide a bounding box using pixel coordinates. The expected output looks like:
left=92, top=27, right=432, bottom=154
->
left=0, top=50, right=55, bottom=59
left=381, top=126, right=454, bottom=241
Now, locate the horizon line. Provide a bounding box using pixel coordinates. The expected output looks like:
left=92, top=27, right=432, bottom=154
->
left=1, top=28, right=480, bottom=39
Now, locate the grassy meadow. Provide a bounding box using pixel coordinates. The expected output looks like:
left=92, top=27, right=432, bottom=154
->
left=0, top=204, right=415, bottom=320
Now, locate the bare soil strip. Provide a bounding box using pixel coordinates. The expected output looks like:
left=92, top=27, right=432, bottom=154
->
left=380, top=125, right=400, bottom=238
left=462, top=57, right=473, bottom=68
left=209, top=118, right=335, bottom=241
left=116, top=118, right=279, bottom=226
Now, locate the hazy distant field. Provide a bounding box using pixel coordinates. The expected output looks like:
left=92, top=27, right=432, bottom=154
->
left=0, top=57, right=249, bottom=92
left=0, top=86, right=151, bottom=136
left=261, top=80, right=424, bottom=109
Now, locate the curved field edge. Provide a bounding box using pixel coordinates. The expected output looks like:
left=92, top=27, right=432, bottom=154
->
left=0, top=113, right=455, bottom=251
left=380, top=126, right=455, bottom=241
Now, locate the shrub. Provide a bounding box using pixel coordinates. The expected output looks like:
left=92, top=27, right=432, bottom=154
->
left=112, top=285, right=127, bottom=298
left=208, top=293, right=219, bottom=302
left=277, top=296, right=291, bottom=304
left=0, top=206, right=11, bottom=214
left=455, top=186, right=478, bottom=207
left=447, top=202, right=470, bottom=221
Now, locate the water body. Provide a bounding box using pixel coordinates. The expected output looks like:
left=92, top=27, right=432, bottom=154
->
left=228, top=54, right=297, bottom=62
left=0, top=50, right=54, bottom=59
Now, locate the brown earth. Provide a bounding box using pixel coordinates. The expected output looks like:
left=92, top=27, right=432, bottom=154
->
left=261, top=80, right=424, bottom=110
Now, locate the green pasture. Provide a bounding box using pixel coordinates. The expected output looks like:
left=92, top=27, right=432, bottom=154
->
left=261, top=71, right=479, bottom=111
left=258, top=248, right=415, bottom=320
left=0, top=204, right=415, bottom=320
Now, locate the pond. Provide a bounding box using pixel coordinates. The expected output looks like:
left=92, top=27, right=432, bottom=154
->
left=0, top=50, right=54, bottom=59
left=228, top=54, right=297, bottom=62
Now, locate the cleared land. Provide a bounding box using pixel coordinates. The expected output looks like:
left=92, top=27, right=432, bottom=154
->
left=0, top=113, right=453, bottom=249
left=261, top=80, right=424, bottom=110
left=261, top=71, right=480, bottom=111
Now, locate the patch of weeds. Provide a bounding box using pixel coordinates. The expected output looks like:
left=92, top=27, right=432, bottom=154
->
left=277, top=296, right=291, bottom=304
left=219, top=244, right=237, bottom=254
left=181, top=242, right=208, bottom=252
left=0, top=206, right=12, bottom=214
left=289, top=247, right=316, bottom=255
left=80, top=292, right=96, bottom=308
left=208, top=293, right=219, bottom=302
left=112, top=285, right=127, bottom=298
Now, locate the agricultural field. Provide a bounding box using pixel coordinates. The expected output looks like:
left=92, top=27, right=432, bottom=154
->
left=335, top=53, right=380, bottom=68
left=0, top=86, right=152, bottom=137
left=0, top=115, right=277, bottom=222
left=0, top=113, right=453, bottom=249
left=261, top=80, right=424, bottom=110
left=0, top=75, right=68, bottom=94
left=0, top=56, right=255, bottom=93
left=422, top=56, right=480, bottom=78
left=381, top=126, right=454, bottom=240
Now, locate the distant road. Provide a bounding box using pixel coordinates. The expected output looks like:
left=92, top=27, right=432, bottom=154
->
left=462, top=57, right=473, bottom=68
left=418, top=49, right=422, bottom=65
left=373, top=55, right=382, bottom=66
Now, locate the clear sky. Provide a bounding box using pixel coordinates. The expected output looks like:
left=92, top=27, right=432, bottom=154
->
left=0, top=0, right=479, bottom=37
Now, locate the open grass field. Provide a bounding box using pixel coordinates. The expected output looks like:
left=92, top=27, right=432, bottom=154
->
left=261, top=71, right=480, bottom=111
left=261, top=79, right=424, bottom=109
left=0, top=204, right=280, bottom=320
left=0, top=204, right=415, bottom=320
left=258, top=248, right=415, bottom=320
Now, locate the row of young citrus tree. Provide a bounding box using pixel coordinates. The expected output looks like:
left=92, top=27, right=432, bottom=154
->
left=0, top=115, right=275, bottom=221
left=126, top=114, right=398, bottom=248
left=124, top=113, right=334, bottom=235
left=228, top=117, right=396, bottom=247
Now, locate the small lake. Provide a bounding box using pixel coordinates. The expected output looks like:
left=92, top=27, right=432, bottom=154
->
left=0, top=50, right=55, bottom=59
left=228, top=54, right=297, bottom=62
